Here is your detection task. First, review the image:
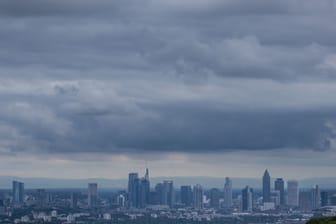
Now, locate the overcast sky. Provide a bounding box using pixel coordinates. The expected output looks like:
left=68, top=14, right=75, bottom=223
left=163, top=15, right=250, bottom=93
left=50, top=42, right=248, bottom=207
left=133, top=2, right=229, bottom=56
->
left=0, top=0, right=336, bottom=180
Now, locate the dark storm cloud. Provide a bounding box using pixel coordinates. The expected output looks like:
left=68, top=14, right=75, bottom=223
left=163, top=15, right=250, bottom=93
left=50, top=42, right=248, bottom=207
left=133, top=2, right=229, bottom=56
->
left=0, top=0, right=336, bottom=155
left=0, top=0, right=138, bottom=17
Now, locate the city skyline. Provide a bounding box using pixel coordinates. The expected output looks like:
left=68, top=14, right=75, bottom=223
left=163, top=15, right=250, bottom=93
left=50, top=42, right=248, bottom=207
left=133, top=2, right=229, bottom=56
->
left=1, top=168, right=334, bottom=190
left=0, top=167, right=335, bottom=224
left=1, top=0, right=336, bottom=223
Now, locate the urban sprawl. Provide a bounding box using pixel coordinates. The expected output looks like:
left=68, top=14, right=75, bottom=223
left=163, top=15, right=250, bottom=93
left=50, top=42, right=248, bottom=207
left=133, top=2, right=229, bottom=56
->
left=1, top=169, right=336, bottom=224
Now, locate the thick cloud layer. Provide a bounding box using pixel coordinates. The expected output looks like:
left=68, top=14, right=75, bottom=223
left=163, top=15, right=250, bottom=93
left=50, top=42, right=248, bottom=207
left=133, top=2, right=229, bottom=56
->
left=0, top=0, right=336, bottom=155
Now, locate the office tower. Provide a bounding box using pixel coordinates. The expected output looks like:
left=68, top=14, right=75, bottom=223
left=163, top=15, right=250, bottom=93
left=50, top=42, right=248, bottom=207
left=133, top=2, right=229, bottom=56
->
left=117, top=194, right=126, bottom=208
left=312, top=185, right=321, bottom=209
left=321, top=191, right=329, bottom=206
left=139, top=176, right=150, bottom=207
left=274, top=178, right=285, bottom=206
left=242, top=186, right=253, bottom=212
left=180, top=186, right=193, bottom=207
left=163, top=181, right=174, bottom=208
left=209, top=188, right=220, bottom=209
left=299, top=190, right=312, bottom=211
left=70, top=193, right=78, bottom=209
left=262, top=169, right=271, bottom=203
left=127, top=168, right=150, bottom=208
left=144, top=168, right=149, bottom=181
left=287, top=180, right=299, bottom=207
left=193, top=184, right=203, bottom=209
left=271, top=190, right=280, bottom=206
left=149, top=191, right=158, bottom=205
left=12, top=181, right=24, bottom=205
left=88, top=183, right=98, bottom=208
left=36, top=189, right=49, bottom=207
left=330, top=194, right=336, bottom=206
left=154, top=183, right=164, bottom=205
left=128, top=173, right=139, bottom=208
left=224, top=177, right=232, bottom=208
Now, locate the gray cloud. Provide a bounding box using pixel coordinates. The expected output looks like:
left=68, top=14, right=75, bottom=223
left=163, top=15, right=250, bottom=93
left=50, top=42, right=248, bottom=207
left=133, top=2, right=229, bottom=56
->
left=0, top=0, right=335, bottom=156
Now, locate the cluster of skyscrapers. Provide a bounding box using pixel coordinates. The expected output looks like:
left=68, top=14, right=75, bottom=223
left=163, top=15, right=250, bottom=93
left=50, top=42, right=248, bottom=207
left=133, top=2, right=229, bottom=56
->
left=6, top=169, right=336, bottom=213
left=127, top=169, right=176, bottom=208
left=9, top=181, right=52, bottom=208
left=240, top=169, right=328, bottom=212
left=125, top=168, right=233, bottom=210
left=128, top=168, right=151, bottom=208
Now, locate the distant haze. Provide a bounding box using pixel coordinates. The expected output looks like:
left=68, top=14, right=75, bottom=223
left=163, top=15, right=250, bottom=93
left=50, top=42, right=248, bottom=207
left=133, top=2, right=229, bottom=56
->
left=1, top=176, right=335, bottom=189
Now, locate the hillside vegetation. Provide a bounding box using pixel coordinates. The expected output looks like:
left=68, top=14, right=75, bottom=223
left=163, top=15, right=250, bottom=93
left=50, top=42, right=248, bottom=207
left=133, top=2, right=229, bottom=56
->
left=307, top=217, right=336, bottom=224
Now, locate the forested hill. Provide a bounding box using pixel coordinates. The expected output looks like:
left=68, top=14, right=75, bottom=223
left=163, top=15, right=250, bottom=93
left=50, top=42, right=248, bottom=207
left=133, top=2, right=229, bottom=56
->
left=307, top=217, right=336, bottom=224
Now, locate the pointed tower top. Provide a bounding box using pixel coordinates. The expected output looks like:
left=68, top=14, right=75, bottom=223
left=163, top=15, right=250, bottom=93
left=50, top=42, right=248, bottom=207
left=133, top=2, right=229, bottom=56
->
left=263, top=169, right=270, bottom=177
left=145, top=168, right=149, bottom=181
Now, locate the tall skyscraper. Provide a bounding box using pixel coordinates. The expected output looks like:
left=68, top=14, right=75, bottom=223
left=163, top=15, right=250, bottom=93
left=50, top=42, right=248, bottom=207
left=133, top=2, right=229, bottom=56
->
left=224, top=177, right=232, bottom=208
left=193, top=184, right=203, bottom=209
left=262, top=169, right=271, bottom=203
left=70, top=193, right=78, bottom=209
left=180, top=186, right=193, bottom=207
left=155, top=183, right=164, bottom=205
left=271, top=190, right=281, bottom=206
left=299, top=190, right=312, bottom=211
left=128, top=173, right=139, bottom=208
left=242, top=186, right=253, bottom=212
left=88, top=183, right=98, bottom=208
left=330, top=194, right=336, bottom=206
left=209, top=188, right=220, bottom=209
left=117, top=194, right=126, bottom=208
left=36, top=189, right=50, bottom=207
left=144, top=168, right=149, bottom=181
left=312, top=185, right=321, bottom=209
left=274, top=178, right=285, bottom=206
left=163, top=181, right=174, bottom=208
left=127, top=169, right=150, bottom=208
left=12, top=181, right=24, bottom=205
left=321, top=191, right=329, bottom=206
left=139, top=175, right=150, bottom=208
left=287, top=180, right=299, bottom=207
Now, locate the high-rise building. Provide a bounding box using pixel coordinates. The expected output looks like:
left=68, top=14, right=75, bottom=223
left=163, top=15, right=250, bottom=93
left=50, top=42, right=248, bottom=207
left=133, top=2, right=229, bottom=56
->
left=163, top=181, right=174, bottom=208
left=242, top=186, right=253, bottom=212
left=70, top=193, right=78, bottom=209
left=330, top=194, right=336, bottom=206
left=262, top=170, right=271, bottom=203
left=128, top=173, right=139, bottom=208
left=144, top=168, right=149, bottom=181
left=139, top=176, right=150, bottom=208
left=287, top=180, right=299, bottom=207
left=224, top=177, right=232, bottom=208
left=154, top=183, right=164, bottom=205
left=88, top=183, right=98, bottom=208
left=193, top=184, right=203, bottom=209
left=312, top=185, right=321, bottom=209
left=271, top=190, right=280, bottom=206
left=299, top=190, right=312, bottom=211
left=274, top=178, right=285, bottom=206
left=180, top=186, right=193, bottom=207
left=321, top=191, right=329, bottom=206
left=209, top=188, right=220, bottom=209
left=127, top=169, right=150, bottom=208
left=12, top=181, right=24, bottom=205
left=36, top=189, right=50, bottom=207
left=117, top=194, right=126, bottom=208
